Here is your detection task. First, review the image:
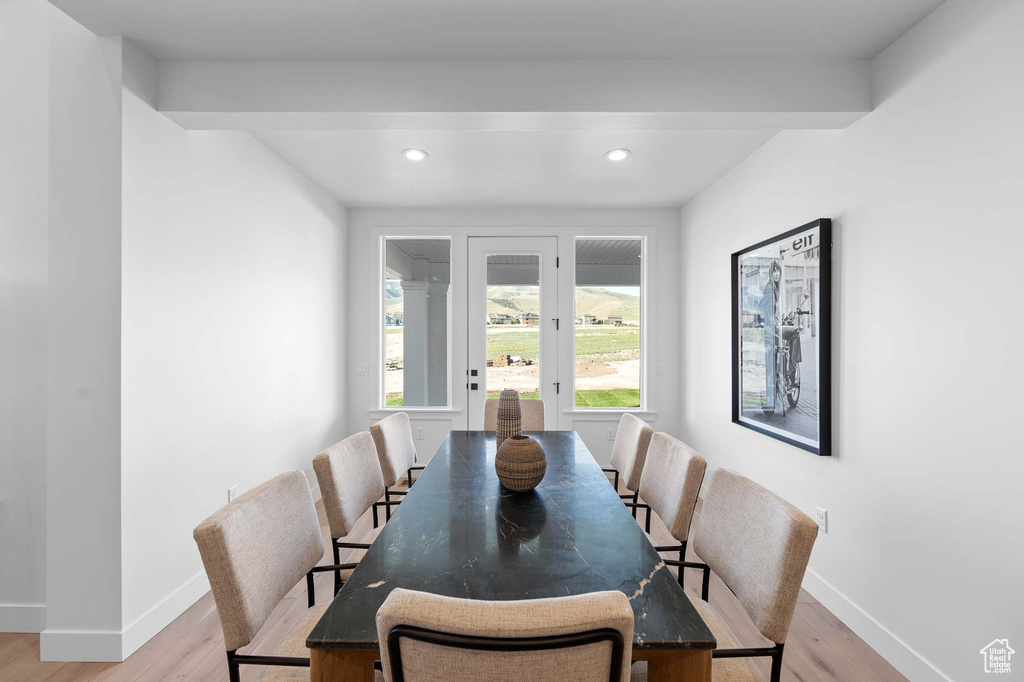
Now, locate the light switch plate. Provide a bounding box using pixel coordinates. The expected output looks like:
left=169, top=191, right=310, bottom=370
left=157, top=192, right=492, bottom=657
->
left=228, top=485, right=239, bottom=503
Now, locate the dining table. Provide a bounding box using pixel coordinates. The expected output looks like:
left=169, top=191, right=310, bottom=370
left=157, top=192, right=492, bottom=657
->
left=307, top=430, right=716, bottom=681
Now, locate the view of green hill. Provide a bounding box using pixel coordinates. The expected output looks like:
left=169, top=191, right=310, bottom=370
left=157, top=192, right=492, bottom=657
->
left=386, top=281, right=639, bottom=323
left=573, top=287, right=640, bottom=322
left=485, top=285, right=540, bottom=317
left=486, top=285, right=639, bottom=322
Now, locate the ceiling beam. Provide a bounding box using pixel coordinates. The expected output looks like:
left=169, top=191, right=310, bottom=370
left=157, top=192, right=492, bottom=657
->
left=157, top=59, right=871, bottom=131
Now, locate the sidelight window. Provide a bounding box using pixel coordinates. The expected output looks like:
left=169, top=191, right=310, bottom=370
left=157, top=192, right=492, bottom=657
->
left=382, top=238, right=451, bottom=408
left=573, top=238, right=644, bottom=409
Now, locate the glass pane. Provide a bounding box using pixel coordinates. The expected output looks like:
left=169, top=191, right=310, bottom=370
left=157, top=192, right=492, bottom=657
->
left=384, top=238, right=451, bottom=407
left=574, top=239, right=642, bottom=408
left=485, top=255, right=540, bottom=399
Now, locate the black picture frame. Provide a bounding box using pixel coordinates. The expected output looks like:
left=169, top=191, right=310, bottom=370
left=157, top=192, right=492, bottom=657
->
left=731, top=218, right=832, bottom=456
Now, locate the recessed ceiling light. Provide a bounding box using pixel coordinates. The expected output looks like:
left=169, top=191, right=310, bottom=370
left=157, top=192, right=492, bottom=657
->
left=605, top=149, right=631, bottom=162
left=402, top=148, right=429, bottom=161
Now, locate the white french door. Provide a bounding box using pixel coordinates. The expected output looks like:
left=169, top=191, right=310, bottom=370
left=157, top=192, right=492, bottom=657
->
left=467, top=237, right=560, bottom=429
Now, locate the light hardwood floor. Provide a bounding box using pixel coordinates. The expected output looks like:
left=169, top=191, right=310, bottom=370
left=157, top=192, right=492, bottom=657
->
left=0, top=481, right=906, bottom=681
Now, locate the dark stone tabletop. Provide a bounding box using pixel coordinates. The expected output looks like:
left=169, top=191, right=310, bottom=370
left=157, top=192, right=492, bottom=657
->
left=307, top=430, right=715, bottom=651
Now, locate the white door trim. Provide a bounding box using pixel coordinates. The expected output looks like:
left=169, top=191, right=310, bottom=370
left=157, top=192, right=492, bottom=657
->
left=467, top=237, right=560, bottom=429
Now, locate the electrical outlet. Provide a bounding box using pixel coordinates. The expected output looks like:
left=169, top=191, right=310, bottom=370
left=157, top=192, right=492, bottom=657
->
left=228, top=485, right=239, bottom=503
left=356, top=362, right=368, bottom=376
left=815, top=506, right=828, bottom=534
left=657, top=363, right=667, bottom=377
left=415, top=427, right=425, bottom=440
left=606, top=427, right=615, bottom=441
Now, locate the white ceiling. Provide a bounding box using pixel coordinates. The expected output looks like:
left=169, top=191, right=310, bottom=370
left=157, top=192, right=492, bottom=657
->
left=577, top=239, right=642, bottom=265
left=52, top=0, right=943, bottom=208
left=255, top=129, right=777, bottom=207
left=391, top=239, right=451, bottom=264
left=51, top=0, right=944, bottom=61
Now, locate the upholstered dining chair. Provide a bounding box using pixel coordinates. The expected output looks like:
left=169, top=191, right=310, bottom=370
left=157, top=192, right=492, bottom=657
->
left=600, top=413, right=654, bottom=517
left=193, top=471, right=356, bottom=682
left=624, top=432, right=705, bottom=584
left=376, top=588, right=634, bottom=682
left=371, top=412, right=420, bottom=514
left=483, top=398, right=545, bottom=431
left=632, top=468, right=819, bottom=682
left=313, top=431, right=398, bottom=594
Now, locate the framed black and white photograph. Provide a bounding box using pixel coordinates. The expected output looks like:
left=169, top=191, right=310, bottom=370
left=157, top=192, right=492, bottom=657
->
left=731, top=219, right=832, bottom=456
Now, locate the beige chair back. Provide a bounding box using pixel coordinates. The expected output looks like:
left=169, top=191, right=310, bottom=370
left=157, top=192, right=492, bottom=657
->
left=371, top=412, right=418, bottom=487
left=483, top=398, right=545, bottom=431
left=692, top=468, right=818, bottom=644
left=193, top=471, right=324, bottom=651
left=608, top=413, right=654, bottom=492
left=638, top=433, right=706, bottom=543
left=376, top=588, right=634, bottom=682
left=314, top=432, right=386, bottom=539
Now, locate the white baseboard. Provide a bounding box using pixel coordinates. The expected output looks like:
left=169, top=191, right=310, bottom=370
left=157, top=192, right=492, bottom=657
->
left=801, top=568, right=953, bottom=682
left=691, top=493, right=949, bottom=682
left=0, top=603, right=46, bottom=633
left=120, top=569, right=210, bottom=659
left=40, top=629, right=123, bottom=662
left=37, top=475, right=321, bottom=663
left=40, top=570, right=210, bottom=662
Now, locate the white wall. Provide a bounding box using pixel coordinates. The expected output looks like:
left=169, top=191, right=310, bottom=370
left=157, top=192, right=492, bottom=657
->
left=346, top=208, right=680, bottom=464
left=118, top=43, right=348, bottom=657
left=677, top=2, right=1023, bottom=681
left=43, top=9, right=124, bottom=660
left=0, top=0, right=48, bottom=633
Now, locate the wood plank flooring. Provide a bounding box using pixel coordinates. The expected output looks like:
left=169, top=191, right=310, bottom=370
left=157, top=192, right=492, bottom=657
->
left=0, top=481, right=906, bottom=681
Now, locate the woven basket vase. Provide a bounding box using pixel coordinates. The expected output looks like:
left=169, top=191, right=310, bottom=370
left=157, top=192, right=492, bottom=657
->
left=495, top=435, right=547, bottom=492
left=495, top=388, right=522, bottom=446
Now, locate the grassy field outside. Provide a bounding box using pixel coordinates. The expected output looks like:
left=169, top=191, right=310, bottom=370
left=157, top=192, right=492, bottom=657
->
left=485, top=391, right=539, bottom=399
left=484, top=326, right=638, bottom=361
left=389, top=389, right=639, bottom=408
left=485, top=389, right=639, bottom=408
left=486, top=329, right=539, bottom=359
left=386, top=325, right=641, bottom=408
left=573, top=326, right=640, bottom=362
left=573, top=389, right=640, bottom=408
